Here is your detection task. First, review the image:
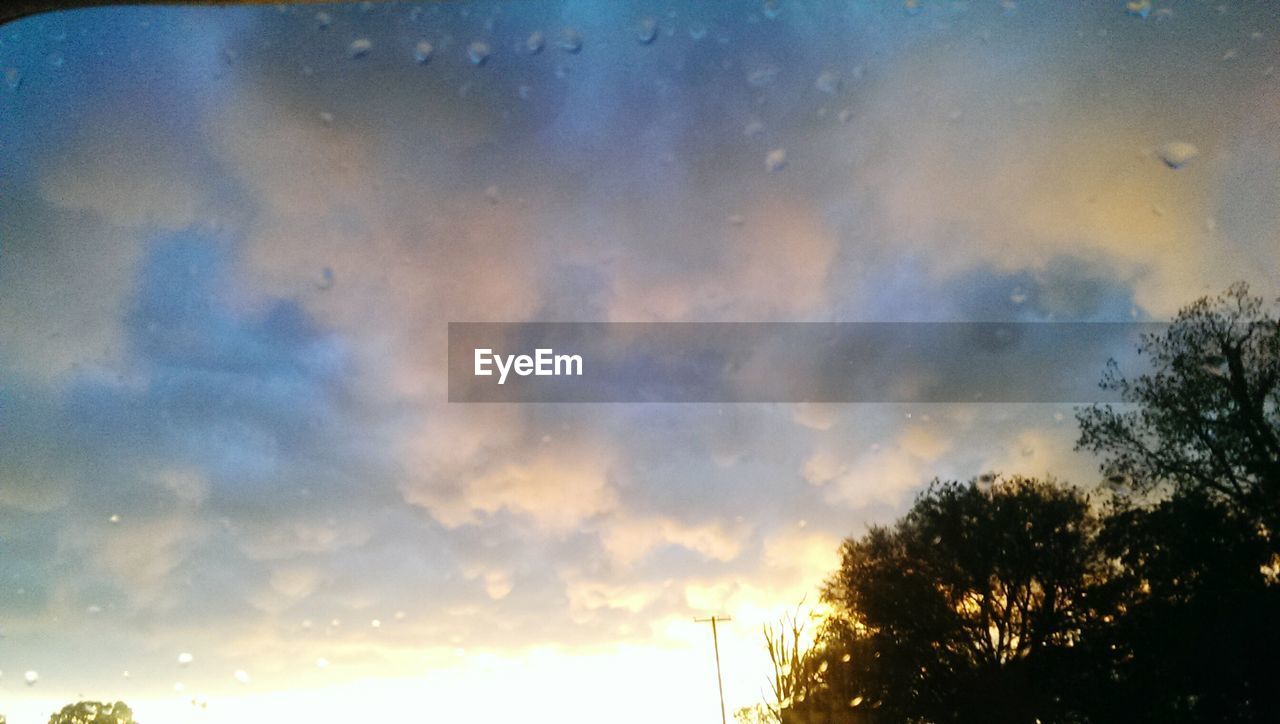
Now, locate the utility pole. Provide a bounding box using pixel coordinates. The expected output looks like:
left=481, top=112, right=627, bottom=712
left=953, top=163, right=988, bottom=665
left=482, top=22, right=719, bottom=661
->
left=695, top=614, right=732, bottom=724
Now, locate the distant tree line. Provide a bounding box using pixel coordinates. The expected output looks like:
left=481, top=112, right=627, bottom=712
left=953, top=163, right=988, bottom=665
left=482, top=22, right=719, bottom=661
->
left=746, top=284, right=1280, bottom=724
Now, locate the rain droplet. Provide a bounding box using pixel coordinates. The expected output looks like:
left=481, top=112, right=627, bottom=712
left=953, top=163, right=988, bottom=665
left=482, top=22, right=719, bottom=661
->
left=525, top=31, right=544, bottom=55
left=370, top=618, right=382, bottom=628
left=484, top=185, right=501, bottom=204
left=87, top=604, right=102, bottom=614
left=173, top=682, right=185, bottom=693
left=394, top=610, right=406, bottom=620
left=837, top=109, right=853, bottom=124
left=109, top=513, right=121, bottom=524
left=316, top=657, right=330, bottom=669
left=348, top=38, right=372, bottom=59
left=727, top=214, right=745, bottom=226
left=1124, top=1, right=1152, bottom=19
left=413, top=40, right=433, bottom=64
left=178, top=652, right=194, bottom=666
left=903, top=0, right=922, bottom=16
left=765, top=148, right=788, bottom=172
left=3, top=67, right=21, bottom=91
left=746, top=65, right=778, bottom=87
left=315, top=11, right=331, bottom=29
left=557, top=28, right=583, bottom=54
left=637, top=18, right=658, bottom=45
left=467, top=41, right=491, bottom=66
left=850, top=696, right=864, bottom=707
left=234, top=670, right=250, bottom=685
left=743, top=119, right=765, bottom=137
left=1009, top=288, right=1028, bottom=304
left=763, top=0, right=782, bottom=20
left=815, top=70, right=841, bottom=95
left=25, top=670, right=38, bottom=686
left=318, top=111, right=334, bottom=125
left=1157, top=141, right=1198, bottom=169
left=688, top=24, right=707, bottom=41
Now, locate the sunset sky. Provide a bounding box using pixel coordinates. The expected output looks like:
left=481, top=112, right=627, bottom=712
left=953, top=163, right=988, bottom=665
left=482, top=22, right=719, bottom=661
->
left=2, top=1, right=1279, bottom=722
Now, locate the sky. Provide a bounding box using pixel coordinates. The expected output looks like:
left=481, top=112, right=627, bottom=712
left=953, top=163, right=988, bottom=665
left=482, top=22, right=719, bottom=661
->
left=1, top=1, right=1279, bottom=722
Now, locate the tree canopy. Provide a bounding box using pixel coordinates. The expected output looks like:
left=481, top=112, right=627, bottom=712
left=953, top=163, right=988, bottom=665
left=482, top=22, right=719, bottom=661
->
left=765, top=285, right=1280, bottom=724
left=47, top=701, right=136, bottom=724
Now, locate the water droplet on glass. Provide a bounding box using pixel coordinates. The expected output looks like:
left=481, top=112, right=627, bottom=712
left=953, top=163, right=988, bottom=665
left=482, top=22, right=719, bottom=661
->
left=763, top=0, right=782, bottom=19
left=316, top=657, right=330, bottom=669
left=1157, top=141, right=1198, bottom=169
left=234, top=670, right=250, bottom=685
left=484, top=185, right=501, bottom=204
left=394, top=610, right=406, bottom=620
left=87, top=604, right=102, bottom=614
left=637, top=18, right=658, bottom=45
left=109, top=513, right=121, bottom=524
left=467, top=41, right=491, bottom=66
left=744, top=119, right=765, bottom=137
left=349, top=38, right=372, bottom=59
left=727, top=214, right=745, bottom=226
left=370, top=618, right=382, bottom=628
left=1009, top=288, right=1027, bottom=304
left=319, top=111, right=334, bottom=125
left=1124, top=1, right=1152, bottom=19
left=765, top=148, right=788, bottom=172
left=3, top=67, right=21, bottom=91
left=903, top=0, right=922, bottom=16
left=25, top=670, right=38, bottom=686
left=815, top=70, right=840, bottom=95
left=525, top=31, right=544, bottom=55
left=414, top=40, right=433, bottom=64
left=557, top=28, right=583, bottom=54
left=174, top=682, right=185, bottom=693
left=747, top=65, right=778, bottom=87
left=315, top=11, right=331, bottom=29
left=178, top=652, right=194, bottom=666
left=837, top=109, right=853, bottom=124
left=688, top=25, right=707, bottom=41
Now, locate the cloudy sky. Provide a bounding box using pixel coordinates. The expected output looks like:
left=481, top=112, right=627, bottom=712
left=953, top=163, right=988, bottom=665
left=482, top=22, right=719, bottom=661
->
left=1, top=1, right=1278, bottom=722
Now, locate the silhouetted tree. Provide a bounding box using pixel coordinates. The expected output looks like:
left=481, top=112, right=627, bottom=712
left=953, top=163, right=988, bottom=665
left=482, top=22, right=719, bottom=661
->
left=817, top=476, right=1107, bottom=724
left=1076, top=284, right=1280, bottom=722
left=48, top=701, right=135, bottom=724
left=756, top=285, right=1280, bottom=723
left=1076, top=282, right=1280, bottom=534
left=1088, top=491, right=1280, bottom=722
